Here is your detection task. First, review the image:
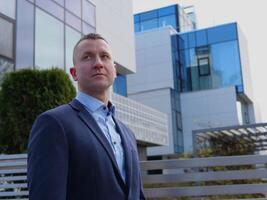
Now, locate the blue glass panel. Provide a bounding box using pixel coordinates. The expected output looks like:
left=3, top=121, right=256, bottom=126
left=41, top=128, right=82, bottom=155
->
left=134, top=23, right=140, bottom=32
left=134, top=15, right=140, bottom=23
left=158, top=15, right=177, bottom=29
left=140, top=19, right=158, bottom=31
left=210, top=40, right=242, bottom=89
left=188, top=32, right=196, bottom=48
left=207, top=23, right=237, bottom=43
left=113, top=74, right=127, bottom=97
left=158, top=5, right=176, bottom=16
left=178, top=34, right=188, bottom=49
left=195, top=30, right=207, bottom=46
left=140, top=10, right=157, bottom=21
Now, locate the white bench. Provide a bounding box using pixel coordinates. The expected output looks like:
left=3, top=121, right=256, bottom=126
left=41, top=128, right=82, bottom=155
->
left=0, top=154, right=28, bottom=199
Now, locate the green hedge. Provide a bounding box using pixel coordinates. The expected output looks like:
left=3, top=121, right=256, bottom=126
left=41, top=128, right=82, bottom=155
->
left=0, top=68, right=76, bottom=154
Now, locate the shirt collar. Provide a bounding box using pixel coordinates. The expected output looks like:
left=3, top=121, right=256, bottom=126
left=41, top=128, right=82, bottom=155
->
left=76, top=91, right=115, bottom=115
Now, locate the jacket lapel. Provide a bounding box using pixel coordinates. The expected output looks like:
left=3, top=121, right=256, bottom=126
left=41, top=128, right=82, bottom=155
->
left=69, top=99, right=125, bottom=187
left=113, top=117, right=133, bottom=193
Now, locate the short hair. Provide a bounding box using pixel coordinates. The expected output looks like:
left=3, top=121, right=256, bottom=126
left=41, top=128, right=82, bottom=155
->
left=72, top=33, right=109, bottom=65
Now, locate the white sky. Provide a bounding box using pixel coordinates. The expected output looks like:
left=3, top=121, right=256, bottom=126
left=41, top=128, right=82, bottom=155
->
left=133, top=0, right=267, bottom=122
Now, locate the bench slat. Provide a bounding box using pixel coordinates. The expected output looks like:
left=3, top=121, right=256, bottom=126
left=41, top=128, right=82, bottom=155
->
left=0, top=183, right=27, bottom=189
left=0, top=191, right=29, bottom=197
left=144, top=183, right=267, bottom=198
left=142, top=169, right=267, bottom=183
left=0, top=175, right=27, bottom=182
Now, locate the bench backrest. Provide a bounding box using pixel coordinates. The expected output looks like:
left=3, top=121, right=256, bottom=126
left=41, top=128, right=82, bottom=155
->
left=0, top=154, right=28, bottom=199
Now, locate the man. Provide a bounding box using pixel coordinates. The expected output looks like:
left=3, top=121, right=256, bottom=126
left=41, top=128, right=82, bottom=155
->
left=28, top=33, right=146, bottom=200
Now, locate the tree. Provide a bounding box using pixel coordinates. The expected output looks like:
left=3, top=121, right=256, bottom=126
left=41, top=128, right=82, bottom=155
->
left=0, top=68, right=76, bottom=153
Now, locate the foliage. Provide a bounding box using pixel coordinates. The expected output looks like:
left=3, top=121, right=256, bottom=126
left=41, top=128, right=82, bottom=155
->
left=0, top=68, right=76, bottom=153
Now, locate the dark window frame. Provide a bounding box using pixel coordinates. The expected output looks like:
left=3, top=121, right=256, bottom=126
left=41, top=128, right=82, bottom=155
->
left=198, top=57, right=210, bottom=76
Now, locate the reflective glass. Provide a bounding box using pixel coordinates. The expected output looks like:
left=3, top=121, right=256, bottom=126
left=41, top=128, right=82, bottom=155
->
left=36, top=0, right=64, bottom=20
left=35, top=9, right=64, bottom=69
left=188, top=32, right=196, bottom=48
left=0, top=0, right=15, bottom=19
left=82, top=22, right=95, bottom=35
left=210, top=40, right=242, bottom=89
left=134, top=23, right=140, bottom=32
left=16, top=0, right=34, bottom=69
left=134, top=15, right=140, bottom=23
left=65, top=0, right=81, bottom=17
left=158, top=15, right=177, bottom=29
left=65, top=10, right=82, bottom=32
left=53, top=0, right=64, bottom=6
left=82, top=0, right=95, bottom=27
left=140, top=10, right=157, bottom=21
left=140, top=19, right=157, bottom=31
left=195, top=30, right=207, bottom=46
left=207, top=23, right=237, bottom=43
left=0, top=17, right=13, bottom=59
left=65, top=26, right=80, bottom=74
left=178, top=34, right=188, bottom=49
left=0, top=56, right=14, bottom=85
left=158, top=5, right=176, bottom=17
left=113, top=74, right=127, bottom=97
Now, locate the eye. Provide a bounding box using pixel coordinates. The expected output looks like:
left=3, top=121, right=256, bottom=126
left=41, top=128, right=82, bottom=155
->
left=82, top=55, right=91, bottom=60
left=101, top=54, right=110, bottom=60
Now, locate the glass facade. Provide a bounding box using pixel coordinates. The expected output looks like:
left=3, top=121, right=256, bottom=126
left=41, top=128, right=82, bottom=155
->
left=35, top=8, right=64, bottom=69
left=0, top=0, right=96, bottom=71
left=171, top=36, right=183, bottom=153
left=134, top=5, right=179, bottom=32
left=113, top=74, right=127, bottom=97
left=177, top=23, right=244, bottom=93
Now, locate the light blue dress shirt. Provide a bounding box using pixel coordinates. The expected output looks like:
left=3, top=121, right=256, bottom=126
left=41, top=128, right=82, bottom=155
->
left=75, top=92, right=126, bottom=182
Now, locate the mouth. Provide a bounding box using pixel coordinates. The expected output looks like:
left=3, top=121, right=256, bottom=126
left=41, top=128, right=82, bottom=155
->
left=92, top=73, right=105, bottom=77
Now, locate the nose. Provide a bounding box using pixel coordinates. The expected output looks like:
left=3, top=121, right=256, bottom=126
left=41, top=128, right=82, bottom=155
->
left=93, top=56, right=103, bottom=69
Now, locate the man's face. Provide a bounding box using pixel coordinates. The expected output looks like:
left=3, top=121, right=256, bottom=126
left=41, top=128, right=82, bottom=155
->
left=70, top=39, right=116, bottom=96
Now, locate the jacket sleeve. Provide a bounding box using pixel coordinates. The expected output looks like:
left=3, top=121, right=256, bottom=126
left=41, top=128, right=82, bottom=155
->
left=27, top=113, right=69, bottom=200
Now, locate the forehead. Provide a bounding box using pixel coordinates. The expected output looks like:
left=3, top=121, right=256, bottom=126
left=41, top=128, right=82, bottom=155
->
left=76, top=39, right=112, bottom=54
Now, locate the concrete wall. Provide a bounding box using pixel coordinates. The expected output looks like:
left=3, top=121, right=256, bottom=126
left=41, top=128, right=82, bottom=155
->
left=91, top=0, right=136, bottom=74
left=128, top=89, right=174, bottom=155
left=127, top=27, right=175, bottom=94
left=181, top=86, right=239, bottom=152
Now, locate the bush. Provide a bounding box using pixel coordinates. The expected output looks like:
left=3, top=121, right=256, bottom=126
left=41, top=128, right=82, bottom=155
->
left=0, top=68, right=76, bottom=153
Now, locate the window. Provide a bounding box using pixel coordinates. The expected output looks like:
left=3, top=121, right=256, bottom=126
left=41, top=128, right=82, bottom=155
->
left=207, top=23, right=237, bottom=43
left=65, top=26, right=81, bottom=70
left=65, top=0, right=81, bottom=17
left=0, top=0, right=16, bottom=19
left=82, top=0, right=95, bottom=27
left=65, top=10, right=82, bottom=32
left=82, top=22, right=95, bottom=35
left=0, top=17, right=14, bottom=59
left=0, top=56, right=14, bottom=85
left=198, top=57, right=210, bottom=76
left=113, top=74, right=127, bottom=97
left=35, top=0, right=64, bottom=20
left=35, top=8, right=64, bottom=69
left=16, top=0, right=34, bottom=69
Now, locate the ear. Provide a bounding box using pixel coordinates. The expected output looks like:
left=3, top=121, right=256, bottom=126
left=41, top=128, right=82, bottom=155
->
left=70, top=66, right=78, bottom=81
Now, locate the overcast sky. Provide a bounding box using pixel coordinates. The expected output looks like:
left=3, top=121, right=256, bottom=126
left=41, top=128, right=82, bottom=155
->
left=133, top=0, right=267, bottom=122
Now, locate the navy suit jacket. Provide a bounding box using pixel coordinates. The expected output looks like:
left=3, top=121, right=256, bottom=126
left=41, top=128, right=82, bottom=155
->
left=28, top=99, right=145, bottom=200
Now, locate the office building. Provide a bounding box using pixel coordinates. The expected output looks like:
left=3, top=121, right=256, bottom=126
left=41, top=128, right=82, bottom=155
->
left=128, top=5, right=255, bottom=155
